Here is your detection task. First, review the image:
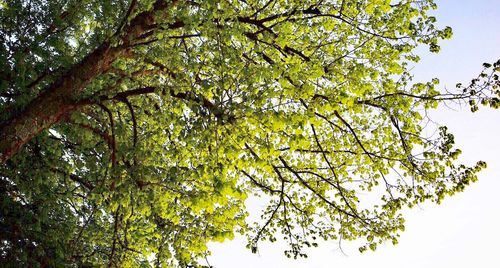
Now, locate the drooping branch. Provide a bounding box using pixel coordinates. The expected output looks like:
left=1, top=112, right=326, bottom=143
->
left=277, top=156, right=359, bottom=220
left=118, top=97, right=138, bottom=149
left=72, top=122, right=115, bottom=157
left=97, top=104, right=117, bottom=166
left=310, top=124, right=368, bottom=220
left=241, top=169, right=280, bottom=194
left=108, top=210, right=121, bottom=267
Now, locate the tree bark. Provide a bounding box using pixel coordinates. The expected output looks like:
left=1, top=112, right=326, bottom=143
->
left=0, top=0, right=178, bottom=163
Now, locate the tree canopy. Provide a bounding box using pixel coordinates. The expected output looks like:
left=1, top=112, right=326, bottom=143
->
left=0, top=0, right=499, bottom=267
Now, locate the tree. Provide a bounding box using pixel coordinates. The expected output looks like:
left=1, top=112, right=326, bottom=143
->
left=0, top=0, right=499, bottom=266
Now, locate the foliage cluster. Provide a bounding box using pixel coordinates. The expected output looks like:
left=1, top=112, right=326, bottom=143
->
left=0, top=0, right=499, bottom=266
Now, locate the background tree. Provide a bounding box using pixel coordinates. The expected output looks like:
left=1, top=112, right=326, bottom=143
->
left=0, top=0, right=499, bottom=266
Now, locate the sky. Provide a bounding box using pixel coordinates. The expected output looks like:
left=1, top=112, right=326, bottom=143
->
left=207, top=1, right=500, bottom=267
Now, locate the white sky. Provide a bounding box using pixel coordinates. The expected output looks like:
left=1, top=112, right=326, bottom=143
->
left=207, top=1, right=500, bottom=267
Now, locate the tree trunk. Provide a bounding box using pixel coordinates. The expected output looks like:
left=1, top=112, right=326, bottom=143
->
left=0, top=0, right=178, bottom=163
left=0, top=42, right=126, bottom=163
